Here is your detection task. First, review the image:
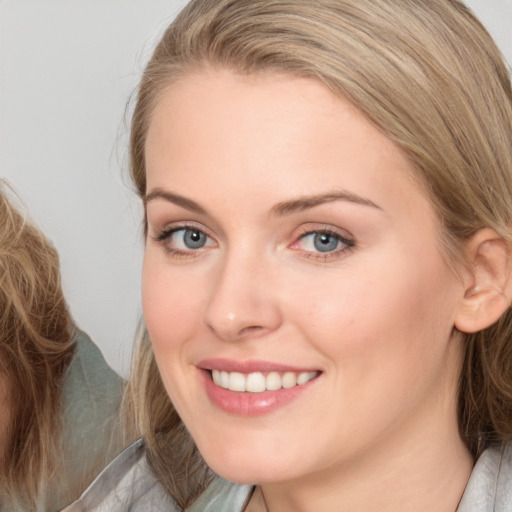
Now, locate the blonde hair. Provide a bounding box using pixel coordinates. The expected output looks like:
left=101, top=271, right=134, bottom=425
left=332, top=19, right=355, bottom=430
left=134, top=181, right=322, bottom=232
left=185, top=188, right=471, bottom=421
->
left=127, top=0, right=512, bottom=506
left=0, top=185, right=74, bottom=508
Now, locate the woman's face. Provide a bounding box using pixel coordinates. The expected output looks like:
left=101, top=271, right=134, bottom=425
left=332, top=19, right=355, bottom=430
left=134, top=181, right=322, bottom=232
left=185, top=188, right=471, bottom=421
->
left=143, top=68, right=467, bottom=485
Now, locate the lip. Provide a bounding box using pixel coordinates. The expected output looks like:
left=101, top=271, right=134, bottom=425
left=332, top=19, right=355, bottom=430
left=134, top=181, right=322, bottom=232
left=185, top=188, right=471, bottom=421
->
left=197, top=359, right=321, bottom=416
left=198, top=358, right=318, bottom=373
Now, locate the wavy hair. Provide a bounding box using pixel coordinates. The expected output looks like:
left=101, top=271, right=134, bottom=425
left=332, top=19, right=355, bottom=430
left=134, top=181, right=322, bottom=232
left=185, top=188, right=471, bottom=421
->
left=126, top=0, right=512, bottom=507
left=0, top=185, right=75, bottom=508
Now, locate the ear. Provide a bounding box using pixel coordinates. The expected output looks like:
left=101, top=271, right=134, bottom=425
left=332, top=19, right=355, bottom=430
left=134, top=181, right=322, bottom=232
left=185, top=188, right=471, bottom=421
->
left=455, top=229, right=512, bottom=333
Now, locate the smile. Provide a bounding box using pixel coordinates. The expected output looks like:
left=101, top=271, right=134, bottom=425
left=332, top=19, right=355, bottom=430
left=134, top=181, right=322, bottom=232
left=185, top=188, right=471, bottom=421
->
left=199, top=363, right=321, bottom=416
left=211, top=369, right=319, bottom=393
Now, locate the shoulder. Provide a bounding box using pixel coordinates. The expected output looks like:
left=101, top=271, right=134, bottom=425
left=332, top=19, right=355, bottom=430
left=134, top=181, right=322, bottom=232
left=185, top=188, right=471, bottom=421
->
left=62, top=439, right=181, bottom=512
left=62, top=329, right=123, bottom=425
left=66, top=329, right=123, bottom=393
left=61, top=329, right=123, bottom=437
left=458, top=442, right=512, bottom=512
left=53, top=330, right=126, bottom=508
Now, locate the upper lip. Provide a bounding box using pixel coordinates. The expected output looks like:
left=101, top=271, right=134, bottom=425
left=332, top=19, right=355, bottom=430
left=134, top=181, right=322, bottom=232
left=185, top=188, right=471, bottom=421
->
left=197, top=358, right=320, bottom=374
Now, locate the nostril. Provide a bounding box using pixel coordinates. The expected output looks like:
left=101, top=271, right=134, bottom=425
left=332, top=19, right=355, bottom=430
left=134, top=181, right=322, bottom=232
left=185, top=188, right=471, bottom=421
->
left=206, top=322, right=268, bottom=341
left=238, top=325, right=265, bottom=337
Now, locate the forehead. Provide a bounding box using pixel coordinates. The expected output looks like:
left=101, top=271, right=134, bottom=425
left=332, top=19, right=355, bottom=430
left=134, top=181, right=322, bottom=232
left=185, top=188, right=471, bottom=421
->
left=144, top=68, right=434, bottom=228
left=146, top=68, right=407, bottom=175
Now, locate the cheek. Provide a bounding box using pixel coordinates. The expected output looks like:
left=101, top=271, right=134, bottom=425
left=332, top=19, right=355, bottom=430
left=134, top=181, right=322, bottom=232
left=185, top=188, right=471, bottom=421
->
left=141, top=256, right=202, bottom=356
left=291, top=261, right=462, bottom=442
left=292, top=254, right=459, bottom=372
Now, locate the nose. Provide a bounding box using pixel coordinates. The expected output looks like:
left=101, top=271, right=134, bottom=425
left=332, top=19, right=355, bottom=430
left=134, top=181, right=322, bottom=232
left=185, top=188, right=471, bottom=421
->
left=203, top=250, right=283, bottom=342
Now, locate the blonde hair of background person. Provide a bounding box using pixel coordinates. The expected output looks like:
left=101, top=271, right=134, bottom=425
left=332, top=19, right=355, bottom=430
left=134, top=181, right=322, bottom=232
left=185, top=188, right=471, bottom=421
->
left=0, top=186, right=75, bottom=508
left=118, top=0, right=512, bottom=509
left=0, top=184, right=126, bottom=511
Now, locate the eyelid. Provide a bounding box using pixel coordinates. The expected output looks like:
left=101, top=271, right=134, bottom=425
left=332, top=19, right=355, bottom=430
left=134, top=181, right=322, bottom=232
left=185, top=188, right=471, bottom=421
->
left=293, top=223, right=354, bottom=242
left=289, top=224, right=355, bottom=260
left=149, top=220, right=213, bottom=240
left=149, top=221, right=217, bottom=257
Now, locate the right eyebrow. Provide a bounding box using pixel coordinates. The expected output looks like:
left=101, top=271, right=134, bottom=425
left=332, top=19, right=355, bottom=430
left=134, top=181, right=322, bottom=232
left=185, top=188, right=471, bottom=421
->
left=144, top=188, right=207, bottom=215
left=271, top=191, right=382, bottom=216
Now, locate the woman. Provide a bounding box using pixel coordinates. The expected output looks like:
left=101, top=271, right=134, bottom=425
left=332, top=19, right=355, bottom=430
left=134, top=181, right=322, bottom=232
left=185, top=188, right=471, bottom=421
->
left=66, top=0, right=512, bottom=510
left=0, top=185, right=126, bottom=511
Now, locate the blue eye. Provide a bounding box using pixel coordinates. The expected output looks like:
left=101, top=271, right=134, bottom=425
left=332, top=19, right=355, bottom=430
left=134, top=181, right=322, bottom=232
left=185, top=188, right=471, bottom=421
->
left=296, top=230, right=353, bottom=255
left=170, top=228, right=211, bottom=250
left=181, top=229, right=207, bottom=249
left=154, top=226, right=215, bottom=255
left=311, top=232, right=339, bottom=252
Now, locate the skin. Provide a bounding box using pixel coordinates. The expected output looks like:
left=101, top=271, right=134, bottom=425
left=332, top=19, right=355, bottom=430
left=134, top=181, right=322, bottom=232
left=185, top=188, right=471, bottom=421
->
left=143, top=68, right=474, bottom=511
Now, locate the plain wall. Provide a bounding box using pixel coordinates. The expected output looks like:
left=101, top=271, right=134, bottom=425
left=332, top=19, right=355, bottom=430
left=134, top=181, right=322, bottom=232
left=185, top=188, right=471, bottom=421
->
left=1, top=0, right=511, bottom=376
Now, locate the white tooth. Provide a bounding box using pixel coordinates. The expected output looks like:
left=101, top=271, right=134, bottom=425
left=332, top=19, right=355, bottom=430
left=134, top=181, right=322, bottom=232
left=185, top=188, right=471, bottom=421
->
left=297, top=371, right=317, bottom=385
left=246, top=372, right=266, bottom=393
left=212, top=369, right=221, bottom=385
left=266, top=372, right=282, bottom=391
left=282, top=372, right=297, bottom=389
left=220, top=371, right=230, bottom=389
left=228, top=372, right=246, bottom=392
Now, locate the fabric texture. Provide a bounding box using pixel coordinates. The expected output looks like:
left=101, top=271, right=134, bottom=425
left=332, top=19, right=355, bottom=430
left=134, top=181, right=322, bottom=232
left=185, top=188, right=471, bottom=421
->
left=60, top=440, right=179, bottom=512
left=63, top=439, right=512, bottom=511
left=458, top=443, right=512, bottom=511
left=9, top=330, right=126, bottom=512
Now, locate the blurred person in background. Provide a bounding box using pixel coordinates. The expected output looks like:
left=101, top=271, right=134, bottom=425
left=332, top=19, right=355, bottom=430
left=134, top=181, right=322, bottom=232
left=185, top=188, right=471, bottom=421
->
left=0, top=183, right=127, bottom=511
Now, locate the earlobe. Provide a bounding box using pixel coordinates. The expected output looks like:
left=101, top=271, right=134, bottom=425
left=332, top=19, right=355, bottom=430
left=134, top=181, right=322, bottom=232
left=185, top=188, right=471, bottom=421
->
left=454, top=228, right=512, bottom=334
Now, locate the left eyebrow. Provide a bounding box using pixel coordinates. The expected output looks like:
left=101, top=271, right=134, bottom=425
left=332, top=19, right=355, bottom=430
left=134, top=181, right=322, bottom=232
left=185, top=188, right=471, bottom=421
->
left=271, top=191, right=382, bottom=216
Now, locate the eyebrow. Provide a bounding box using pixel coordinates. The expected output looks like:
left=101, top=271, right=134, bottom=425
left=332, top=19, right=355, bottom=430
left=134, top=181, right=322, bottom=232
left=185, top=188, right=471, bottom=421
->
left=144, top=188, right=381, bottom=216
left=144, top=188, right=207, bottom=215
left=271, top=191, right=382, bottom=215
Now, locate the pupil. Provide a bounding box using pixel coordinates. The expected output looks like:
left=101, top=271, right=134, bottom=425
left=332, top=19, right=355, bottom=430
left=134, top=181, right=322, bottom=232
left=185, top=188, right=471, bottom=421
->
left=314, top=233, right=338, bottom=252
left=184, top=229, right=206, bottom=249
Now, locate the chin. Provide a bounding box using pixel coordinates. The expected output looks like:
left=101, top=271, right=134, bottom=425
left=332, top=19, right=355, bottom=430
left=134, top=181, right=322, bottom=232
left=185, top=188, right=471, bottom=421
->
left=199, top=442, right=293, bottom=485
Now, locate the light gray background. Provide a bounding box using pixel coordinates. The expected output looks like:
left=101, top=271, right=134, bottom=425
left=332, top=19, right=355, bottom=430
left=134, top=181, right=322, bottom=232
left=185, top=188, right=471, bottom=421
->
left=1, top=0, right=511, bottom=376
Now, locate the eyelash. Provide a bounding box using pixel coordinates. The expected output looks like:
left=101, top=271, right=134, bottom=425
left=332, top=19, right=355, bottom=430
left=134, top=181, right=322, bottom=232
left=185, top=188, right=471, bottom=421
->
left=151, top=224, right=355, bottom=262
left=292, top=227, right=355, bottom=262
left=151, top=225, right=215, bottom=258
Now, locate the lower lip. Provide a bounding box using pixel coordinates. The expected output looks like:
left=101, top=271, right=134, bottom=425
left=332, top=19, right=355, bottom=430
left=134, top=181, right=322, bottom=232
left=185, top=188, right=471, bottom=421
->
left=200, top=370, right=318, bottom=416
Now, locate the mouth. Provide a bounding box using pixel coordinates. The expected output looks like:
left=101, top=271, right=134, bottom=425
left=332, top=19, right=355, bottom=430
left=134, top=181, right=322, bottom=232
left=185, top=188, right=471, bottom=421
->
left=198, top=360, right=322, bottom=416
left=211, top=369, right=319, bottom=393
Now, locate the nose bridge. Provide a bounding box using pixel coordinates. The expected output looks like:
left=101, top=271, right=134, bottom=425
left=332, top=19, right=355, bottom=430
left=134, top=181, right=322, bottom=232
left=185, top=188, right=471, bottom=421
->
left=203, top=243, right=282, bottom=341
